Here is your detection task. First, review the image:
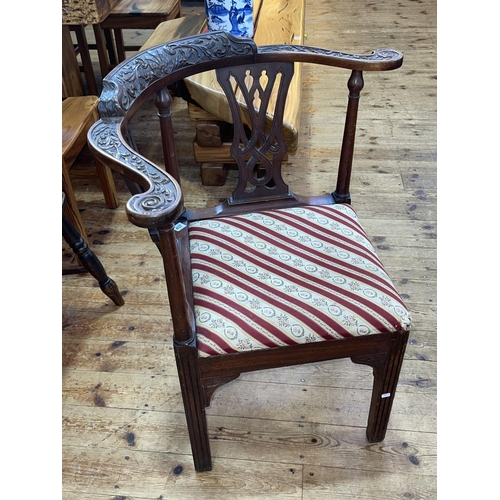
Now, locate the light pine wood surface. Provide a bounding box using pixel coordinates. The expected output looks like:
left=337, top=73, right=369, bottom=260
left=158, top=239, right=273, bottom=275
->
left=108, top=0, right=180, bottom=16
left=141, top=0, right=305, bottom=154
left=62, top=0, right=121, bottom=24
left=63, top=0, right=437, bottom=498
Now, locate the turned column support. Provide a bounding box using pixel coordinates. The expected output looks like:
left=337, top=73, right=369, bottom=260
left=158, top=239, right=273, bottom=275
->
left=155, top=88, right=181, bottom=184
left=333, top=70, right=364, bottom=204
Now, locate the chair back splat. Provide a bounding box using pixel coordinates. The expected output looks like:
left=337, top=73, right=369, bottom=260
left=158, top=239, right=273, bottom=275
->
left=217, top=61, right=295, bottom=204
left=88, top=32, right=410, bottom=472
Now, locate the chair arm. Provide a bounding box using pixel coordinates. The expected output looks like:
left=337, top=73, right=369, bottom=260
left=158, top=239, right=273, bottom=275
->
left=97, top=32, right=258, bottom=119
left=257, top=46, right=403, bottom=72
left=88, top=119, right=184, bottom=229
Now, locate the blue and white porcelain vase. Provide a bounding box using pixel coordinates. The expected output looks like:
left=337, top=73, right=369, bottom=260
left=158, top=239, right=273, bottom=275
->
left=205, top=0, right=254, bottom=38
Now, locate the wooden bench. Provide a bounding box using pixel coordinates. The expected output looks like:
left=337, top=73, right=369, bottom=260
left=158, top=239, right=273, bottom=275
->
left=140, top=0, right=306, bottom=185
left=62, top=96, right=119, bottom=241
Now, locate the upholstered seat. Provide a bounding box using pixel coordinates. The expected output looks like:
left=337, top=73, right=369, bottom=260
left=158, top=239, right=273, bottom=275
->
left=190, top=204, right=411, bottom=357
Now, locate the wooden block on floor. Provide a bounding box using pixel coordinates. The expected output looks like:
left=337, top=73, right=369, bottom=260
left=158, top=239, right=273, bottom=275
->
left=200, top=163, right=229, bottom=186
left=193, top=139, right=289, bottom=164
left=196, top=121, right=222, bottom=147
left=194, top=139, right=233, bottom=164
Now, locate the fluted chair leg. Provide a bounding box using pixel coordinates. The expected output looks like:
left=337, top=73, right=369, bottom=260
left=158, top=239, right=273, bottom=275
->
left=62, top=213, right=125, bottom=306
left=352, top=331, right=409, bottom=442
left=175, top=345, right=212, bottom=472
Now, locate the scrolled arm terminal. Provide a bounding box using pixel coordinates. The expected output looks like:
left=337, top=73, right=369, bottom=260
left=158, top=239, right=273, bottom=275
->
left=88, top=120, right=184, bottom=228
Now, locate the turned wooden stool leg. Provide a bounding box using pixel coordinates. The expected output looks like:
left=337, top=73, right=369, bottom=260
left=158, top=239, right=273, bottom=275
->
left=62, top=160, right=88, bottom=243
left=62, top=212, right=125, bottom=306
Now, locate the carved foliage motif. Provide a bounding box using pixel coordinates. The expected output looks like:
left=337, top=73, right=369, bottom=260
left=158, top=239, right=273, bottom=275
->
left=99, top=32, right=257, bottom=118
left=258, top=45, right=402, bottom=64
left=90, top=121, right=180, bottom=227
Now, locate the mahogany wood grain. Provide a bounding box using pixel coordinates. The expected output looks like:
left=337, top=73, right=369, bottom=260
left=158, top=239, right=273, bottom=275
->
left=155, top=88, right=182, bottom=183
left=175, top=345, right=212, bottom=471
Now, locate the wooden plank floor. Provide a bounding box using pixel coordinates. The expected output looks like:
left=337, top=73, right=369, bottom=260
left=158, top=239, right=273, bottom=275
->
left=62, top=0, right=437, bottom=498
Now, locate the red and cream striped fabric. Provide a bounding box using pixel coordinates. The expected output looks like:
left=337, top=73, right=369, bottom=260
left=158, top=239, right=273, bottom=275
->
left=189, top=204, right=411, bottom=357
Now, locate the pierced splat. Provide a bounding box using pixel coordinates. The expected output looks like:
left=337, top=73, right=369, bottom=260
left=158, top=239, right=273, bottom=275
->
left=216, top=62, right=295, bottom=204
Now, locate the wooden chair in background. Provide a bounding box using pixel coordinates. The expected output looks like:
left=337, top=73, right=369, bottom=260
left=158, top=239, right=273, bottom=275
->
left=88, top=32, right=411, bottom=472
left=62, top=96, right=119, bottom=241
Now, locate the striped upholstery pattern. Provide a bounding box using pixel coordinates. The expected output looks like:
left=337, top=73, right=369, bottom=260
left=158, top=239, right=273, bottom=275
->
left=189, top=204, right=411, bottom=357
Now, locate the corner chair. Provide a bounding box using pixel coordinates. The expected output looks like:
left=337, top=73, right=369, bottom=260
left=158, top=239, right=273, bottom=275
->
left=88, top=31, right=410, bottom=472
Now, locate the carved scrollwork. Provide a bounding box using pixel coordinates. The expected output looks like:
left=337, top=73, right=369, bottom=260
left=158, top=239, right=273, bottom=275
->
left=371, top=49, right=404, bottom=61
left=258, top=45, right=403, bottom=70
left=98, top=32, right=258, bottom=118
left=89, top=120, right=183, bottom=228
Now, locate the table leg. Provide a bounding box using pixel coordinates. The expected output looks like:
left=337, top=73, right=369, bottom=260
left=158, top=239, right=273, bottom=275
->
left=62, top=25, right=83, bottom=97
left=93, top=24, right=112, bottom=78
left=71, top=25, right=98, bottom=96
